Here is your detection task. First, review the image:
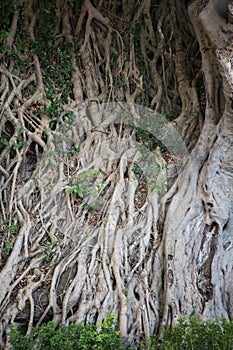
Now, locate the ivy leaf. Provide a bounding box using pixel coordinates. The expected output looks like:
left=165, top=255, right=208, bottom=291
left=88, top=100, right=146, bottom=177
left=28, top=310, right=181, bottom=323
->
left=67, top=184, right=84, bottom=198
left=0, top=138, right=9, bottom=145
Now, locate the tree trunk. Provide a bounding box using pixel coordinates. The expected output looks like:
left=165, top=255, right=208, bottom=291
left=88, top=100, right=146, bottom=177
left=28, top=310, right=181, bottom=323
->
left=0, top=0, right=232, bottom=348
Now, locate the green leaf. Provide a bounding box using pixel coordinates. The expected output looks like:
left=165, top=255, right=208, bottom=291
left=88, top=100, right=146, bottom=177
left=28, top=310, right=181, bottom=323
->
left=0, top=138, right=9, bottom=145
left=18, top=125, right=25, bottom=132
left=50, top=158, right=57, bottom=165
left=77, top=187, right=83, bottom=198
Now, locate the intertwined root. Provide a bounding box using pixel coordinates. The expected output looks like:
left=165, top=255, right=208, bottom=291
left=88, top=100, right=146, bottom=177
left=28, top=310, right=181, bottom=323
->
left=0, top=0, right=205, bottom=348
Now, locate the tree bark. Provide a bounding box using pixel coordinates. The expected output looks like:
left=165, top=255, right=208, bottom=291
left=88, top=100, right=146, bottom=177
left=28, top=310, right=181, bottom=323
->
left=0, top=0, right=232, bottom=348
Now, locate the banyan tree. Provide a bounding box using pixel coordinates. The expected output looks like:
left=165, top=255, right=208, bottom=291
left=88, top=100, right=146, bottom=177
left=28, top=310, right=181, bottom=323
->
left=0, top=0, right=233, bottom=347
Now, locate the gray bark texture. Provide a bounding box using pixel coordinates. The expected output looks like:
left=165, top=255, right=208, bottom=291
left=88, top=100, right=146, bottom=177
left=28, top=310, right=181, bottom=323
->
left=0, top=0, right=233, bottom=348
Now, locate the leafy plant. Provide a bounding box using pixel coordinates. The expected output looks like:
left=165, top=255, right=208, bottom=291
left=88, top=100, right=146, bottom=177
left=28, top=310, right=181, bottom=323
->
left=2, top=241, right=14, bottom=256
left=5, top=222, right=19, bottom=234
left=1, top=220, right=19, bottom=257
left=67, top=170, right=101, bottom=199
left=9, top=316, right=233, bottom=350
left=10, top=314, right=124, bottom=350
left=39, top=239, right=61, bottom=262
left=12, top=133, right=28, bottom=150
left=67, top=183, right=84, bottom=198
left=44, top=150, right=57, bottom=166
left=0, top=138, right=9, bottom=145
left=133, top=160, right=167, bottom=194
left=12, top=140, right=28, bottom=150
left=157, top=317, right=233, bottom=350
left=0, top=30, right=9, bottom=42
